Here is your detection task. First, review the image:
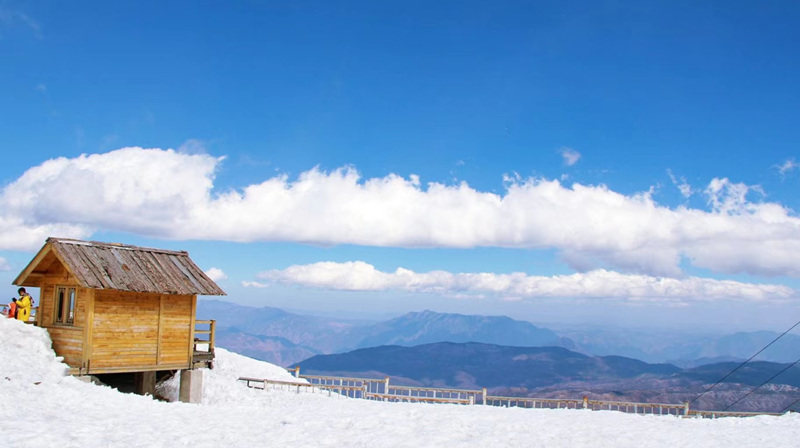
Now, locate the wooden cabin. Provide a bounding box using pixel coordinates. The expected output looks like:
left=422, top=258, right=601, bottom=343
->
left=13, top=238, right=226, bottom=382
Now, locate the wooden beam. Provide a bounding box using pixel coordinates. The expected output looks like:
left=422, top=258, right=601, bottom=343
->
left=156, top=294, right=164, bottom=365
left=134, top=371, right=157, bottom=396
left=82, top=288, right=95, bottom=374
left=13, top=243, right=53, bottom=286
left=188, top=295, right=196, bottom=369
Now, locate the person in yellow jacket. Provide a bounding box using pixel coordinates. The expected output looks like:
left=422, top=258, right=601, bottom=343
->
left=16, top=287, right=32, bottom=321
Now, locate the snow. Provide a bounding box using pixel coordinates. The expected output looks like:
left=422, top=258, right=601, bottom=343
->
left=2, top=317, right=800, bottom=447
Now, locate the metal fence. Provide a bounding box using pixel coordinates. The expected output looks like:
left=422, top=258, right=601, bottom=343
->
left=238, top=369, right=784, bottom=419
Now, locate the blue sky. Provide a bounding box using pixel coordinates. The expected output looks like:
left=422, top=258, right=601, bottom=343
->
left=1, top=1, right=799, bottom=331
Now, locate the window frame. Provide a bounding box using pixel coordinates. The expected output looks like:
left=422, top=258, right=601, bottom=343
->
left=54, top=286, right=77, bottom=326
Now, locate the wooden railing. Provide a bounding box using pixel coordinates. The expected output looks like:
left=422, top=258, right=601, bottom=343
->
left=378, top=385, right=481, bottom=405
left=301, top=374, right=386, bottom=399
left=192, top=319, right=215, bottom=368
left=239, top=377, right=368, bottom=398
left=237, top=369, right=787, bottom=418
left=688, top=409, right=783, bottom=418
left=486, top=395, right=586, bottom=410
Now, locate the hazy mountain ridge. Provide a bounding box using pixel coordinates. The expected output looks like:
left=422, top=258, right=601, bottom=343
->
left=349, top=309, right=570, bottom=349
left=200, top=300, right=800, bottom=369
left=297, top=342, right=800, bottom=412
left=199, top=300, right=574, bottom=365
left=539, top=327, right=800, bottom=367
left=297, top=342, right=682, bottom=389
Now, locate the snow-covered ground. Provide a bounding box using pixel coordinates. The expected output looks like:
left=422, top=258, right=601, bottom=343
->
left=2, top=318, right=799, bottom=448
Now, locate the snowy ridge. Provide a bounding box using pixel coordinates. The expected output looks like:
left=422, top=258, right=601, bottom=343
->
left=2, top=318, right=800, bottom=447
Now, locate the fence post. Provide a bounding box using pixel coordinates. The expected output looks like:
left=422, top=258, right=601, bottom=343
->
left=384, top=376, right=390, bottom=398
left=482, top=387, right=487, bottom=405
left=294, top=366, right=300, bottom=378
left=684, top=402, right=690, bottom=417
left=583, top=396, right=588, bottom=409
left=209, top=319, right=216, bottom=353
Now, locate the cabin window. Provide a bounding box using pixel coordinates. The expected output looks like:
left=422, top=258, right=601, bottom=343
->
left=54, top=286, right=76, bottom=325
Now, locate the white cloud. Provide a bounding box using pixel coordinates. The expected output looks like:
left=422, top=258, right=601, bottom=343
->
left=667, top=169, right=693, bottom=198
left=560, top=147, right=581, bottom=166
left=179, top=139, right=208, bottom=155
left=0, top=8, right=42, bottom=39
left=254, top=261, right=796, bottom=303
left=2, top=147, right=800, bottom=278
left=205, top=267, right=228, bottom=282
left=777, top=158, right=798, bottom=177
left=0, top=257, right=10, bottom=271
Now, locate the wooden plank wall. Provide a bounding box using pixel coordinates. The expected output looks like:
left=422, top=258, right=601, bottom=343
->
left=91, top=291, right=160, bottom=369
left=159, top=296, right=193, bottom=365
left=48, top=326, right=83, bottom=367
left=40, top=283, right=55, bottom=325
left=38, top=264, right=88, bottom=370
left=90, top=291, right=193, bottom=372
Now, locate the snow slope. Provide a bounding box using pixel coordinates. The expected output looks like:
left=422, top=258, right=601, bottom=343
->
left=1, top=317, right=799, bottom=447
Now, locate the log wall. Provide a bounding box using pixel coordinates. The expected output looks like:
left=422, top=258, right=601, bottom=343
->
left=47, top=326, right=83, bottom=368
left=91, top=291, right=160, bottom=369
left=159, top=296, right=193, bottom=365
left=38, top=270, right=89, bottom=372
left=89, top=290, right=194, bottom=373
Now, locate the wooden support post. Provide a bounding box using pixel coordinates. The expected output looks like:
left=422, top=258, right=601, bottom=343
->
left=583, top=396, right=589, bottom=409
left=482, top=387, right=487, bottom=405
left=134, top=371, right=157, bottom=396
left=684, top=401, right=690, bottom=417
left=209, top=319, right=216, bottom=353
left=384, top=376, right=390, bottom=397
left=294, top=366, right=300, bottom=378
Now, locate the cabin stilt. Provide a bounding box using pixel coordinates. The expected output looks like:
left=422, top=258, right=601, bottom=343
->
left=135, top=371, right=157, bottom=396
left=179, top=369, right=203, bottom=404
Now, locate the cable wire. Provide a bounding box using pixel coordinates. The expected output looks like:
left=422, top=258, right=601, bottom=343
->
left=689, top=318, right=800, bottom=406
left=780, top=395, right=800, bottom=413
left=721, top=356, right=800, bottom=412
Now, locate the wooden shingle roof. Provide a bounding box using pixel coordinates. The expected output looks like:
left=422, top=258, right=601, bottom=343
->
left=14, top=237, right=226, bottom=296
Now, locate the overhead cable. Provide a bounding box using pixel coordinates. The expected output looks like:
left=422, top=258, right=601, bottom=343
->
left=721, top=357, right=800, bottom=412
left=689, top=318, right=800, bottom=406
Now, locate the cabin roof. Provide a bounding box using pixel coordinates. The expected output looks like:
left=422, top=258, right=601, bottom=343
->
left=14, top=237, right=226, bottom=296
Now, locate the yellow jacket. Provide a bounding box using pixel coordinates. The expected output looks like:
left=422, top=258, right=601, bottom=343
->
left=16, top=295, right=31, bottom=321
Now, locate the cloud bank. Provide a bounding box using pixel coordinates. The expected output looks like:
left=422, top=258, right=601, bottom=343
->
left=205, top=267, right=228, bottom=282
left=2, top=147, right=800, bottom=278
left=250, top=261, right=795, bottom=303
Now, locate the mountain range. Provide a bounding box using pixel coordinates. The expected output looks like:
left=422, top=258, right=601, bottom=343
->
left=198, top=299, right=800, bottom=368
left=197, top=300, right=571, bottom=366
left=296, top=342, right=800, bottom=412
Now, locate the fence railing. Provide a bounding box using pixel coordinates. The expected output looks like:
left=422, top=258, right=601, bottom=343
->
left=378, top=385, right=481, bottom=405
left=192, top=319, right=215, bottom=368
left=238, top=368, right=786, bottom=418
left=486, top=395, right=586, bottom=410
left=300, top=374, right=385, bottom=398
